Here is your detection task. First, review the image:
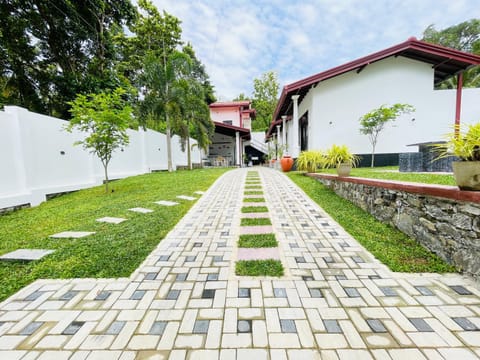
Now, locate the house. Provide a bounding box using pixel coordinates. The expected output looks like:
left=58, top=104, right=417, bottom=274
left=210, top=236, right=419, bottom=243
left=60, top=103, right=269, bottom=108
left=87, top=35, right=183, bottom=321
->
left=266, top=37, right=480, bottom=166
left=208, top=101, right=266, bottom=166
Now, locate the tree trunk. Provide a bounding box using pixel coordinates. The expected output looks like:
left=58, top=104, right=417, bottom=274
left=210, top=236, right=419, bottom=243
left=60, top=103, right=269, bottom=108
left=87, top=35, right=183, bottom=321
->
left=371, top=144, right=376, bottom=168
left=166, top=114, right=173, bottom=172
left=103, top=161, right=109, bottom=193
left=187, top=115, right=192, bottom=170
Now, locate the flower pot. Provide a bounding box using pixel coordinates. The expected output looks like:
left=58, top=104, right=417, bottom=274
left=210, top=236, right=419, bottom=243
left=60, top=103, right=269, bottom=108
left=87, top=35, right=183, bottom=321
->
left=336, top=163, right=352, bottom=177
left=452, top=161, right=480, bottom=191
left=280, top=156, right=294, bottom=172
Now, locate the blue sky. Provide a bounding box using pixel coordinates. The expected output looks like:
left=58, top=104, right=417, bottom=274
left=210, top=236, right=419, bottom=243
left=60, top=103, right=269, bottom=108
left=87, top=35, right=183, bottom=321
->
left=152, top=0, right=479, bottom=100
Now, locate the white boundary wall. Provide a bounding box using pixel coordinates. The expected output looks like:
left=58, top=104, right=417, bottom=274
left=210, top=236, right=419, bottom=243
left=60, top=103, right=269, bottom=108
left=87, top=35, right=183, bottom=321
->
left=0, top=106, right=202, bottom=209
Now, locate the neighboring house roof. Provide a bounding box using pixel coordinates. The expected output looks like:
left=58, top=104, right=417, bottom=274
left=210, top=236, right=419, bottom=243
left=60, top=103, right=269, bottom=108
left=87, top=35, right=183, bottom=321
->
left=214, top=121, right=251, bottom=140
left=268, top=37, right=480, bottom=138
left=209, top=101, right=251, bottom=108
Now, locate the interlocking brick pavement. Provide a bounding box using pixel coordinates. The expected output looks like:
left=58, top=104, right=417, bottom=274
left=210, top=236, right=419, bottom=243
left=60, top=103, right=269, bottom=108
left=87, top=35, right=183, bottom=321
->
left=1, top=167, right=480, bottom=359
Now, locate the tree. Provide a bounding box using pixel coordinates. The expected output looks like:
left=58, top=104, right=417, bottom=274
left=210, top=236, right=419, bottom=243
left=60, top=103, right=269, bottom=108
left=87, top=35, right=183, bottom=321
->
left=422, top=19, right=480, bottom=88
left=0, top=0, right=136, bottom=118
left=177, top=79, right=214, bottom=169
left=233, top=93, right=250, bottom=101
left=251, top=71, right=280, bottom=131
left=359, top=104, right=415, bottom=167
left=139, top=51, right=192, bottom=172
left=182, top=43, right=216, bottom=104
left=66, top=88, right=132, bottom=192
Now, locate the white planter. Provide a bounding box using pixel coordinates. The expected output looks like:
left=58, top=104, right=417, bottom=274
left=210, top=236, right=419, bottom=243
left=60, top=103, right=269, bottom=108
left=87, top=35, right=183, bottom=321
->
left=452, top=161, right=480, bottom=191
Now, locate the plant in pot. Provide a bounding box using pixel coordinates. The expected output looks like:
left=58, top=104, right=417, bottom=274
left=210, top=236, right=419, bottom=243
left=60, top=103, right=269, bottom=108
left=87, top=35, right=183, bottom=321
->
left=432, top=123, right=480, bottom=191
left=296, top=150, right=325, bottom=173
left=324, top=144, right=359, bottom=176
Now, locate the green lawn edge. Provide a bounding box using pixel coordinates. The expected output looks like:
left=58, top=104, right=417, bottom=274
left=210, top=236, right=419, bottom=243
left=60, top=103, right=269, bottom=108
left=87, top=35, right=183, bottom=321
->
left=235, top=259, right=284, bottom=277
left=287, top=172, right=455, bottom=273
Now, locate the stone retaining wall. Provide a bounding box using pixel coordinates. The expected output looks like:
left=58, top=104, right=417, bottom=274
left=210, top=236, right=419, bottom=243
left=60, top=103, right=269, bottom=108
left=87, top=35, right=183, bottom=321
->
left=309, top=174, right=480, bottom=279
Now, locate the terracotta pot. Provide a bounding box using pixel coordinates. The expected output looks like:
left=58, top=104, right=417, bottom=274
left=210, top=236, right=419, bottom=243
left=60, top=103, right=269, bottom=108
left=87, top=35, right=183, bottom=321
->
left=452, top=161, right=480, bottom=191
left=280, top=156, right=294, bottom=172
left=336, top=163, right=352, bottom=177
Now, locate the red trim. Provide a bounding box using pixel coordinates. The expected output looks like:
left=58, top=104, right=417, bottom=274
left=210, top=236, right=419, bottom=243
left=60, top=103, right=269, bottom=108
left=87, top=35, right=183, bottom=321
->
left=455, top=72, right=463, bottom=132
left=209, top=101, right=251, bottom=108
left=267, top=37, right=480, bottom=138
left=309, top=173, right=480, bottom=203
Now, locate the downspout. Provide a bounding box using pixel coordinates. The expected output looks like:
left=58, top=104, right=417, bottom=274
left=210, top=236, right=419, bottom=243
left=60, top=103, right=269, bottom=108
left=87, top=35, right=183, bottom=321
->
left=455, top=72, right=463, bottom=136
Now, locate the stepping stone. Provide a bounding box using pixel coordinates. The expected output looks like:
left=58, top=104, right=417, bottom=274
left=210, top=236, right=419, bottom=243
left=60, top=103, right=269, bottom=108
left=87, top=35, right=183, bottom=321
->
left=237, top=248, right=280, bottom=260
left=50, top=231, right=95, bottom=238
left=177, top=195, right=197, bottom=201
left=96, top=217, right=127, bottom=224
left=0, top=249, right=55, bottom=261
left=239, top=225, right=273, bottom=235
left=194, top=191, right=205, bottom=195
left=155, top=200, right=179, bottom=206
left=128, top=207, right=154, bottom=214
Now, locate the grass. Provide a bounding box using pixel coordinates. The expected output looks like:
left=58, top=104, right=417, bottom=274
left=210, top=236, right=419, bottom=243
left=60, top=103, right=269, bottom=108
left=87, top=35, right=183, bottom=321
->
left=241, top=206, right=268, bottom=213
left=235, top=259, right=284, bottom=277
left=238, top=234, right=277, bottom=248
left=243, top=197, right=265, bottom=202
left=0, top=168, right=229, bottom=302
left=244, top=191, right=263, bottom=195
left=287, top=172, right=455, bottom=273
left=241, top=218, right=271, bottom=226
left=318, top=166, right=456, bottom=186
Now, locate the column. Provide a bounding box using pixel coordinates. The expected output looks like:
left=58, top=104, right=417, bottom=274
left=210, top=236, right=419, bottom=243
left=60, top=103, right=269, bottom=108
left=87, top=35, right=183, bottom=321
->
left=455, top=72, right=463, bottom=136
left=291, top=95, right=300, bottom=157
left=281, top=115, right=287, bottom=154
left=276, top=124, right=282, bottom=158
left=235, top=131, right=240, bottom=167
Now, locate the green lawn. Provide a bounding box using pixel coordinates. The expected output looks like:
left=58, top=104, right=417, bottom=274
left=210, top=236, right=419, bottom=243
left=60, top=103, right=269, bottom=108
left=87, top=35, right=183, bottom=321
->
left=238, top=233, right=277, bottom=248
left=318, top=166, right=455, bottom=186
left=288, top=172, right=455, bottom=273
left=0, top=168, right=228, bottom=302
left=241, top=218, right=272, bottom=226
left=235, top=259, right=284, bottom=277
left=241, top=206, right=268, bottom=213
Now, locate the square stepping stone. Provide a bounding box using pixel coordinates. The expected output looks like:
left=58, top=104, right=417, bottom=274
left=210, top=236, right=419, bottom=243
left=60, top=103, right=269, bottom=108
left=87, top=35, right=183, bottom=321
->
left=202, top=289, right=216, bottom=299
left=50, top=231, right=95, bottom=238
left=149, top=321, right=167, bottom=335
left=94, top=291, right=111, bottom=301
left=155, top=200, right=179, bottom=206
left=207, top=274, right=219, bottom=281
left=166, top=290, right=180, bottom=300
left=274, top=288, right=287, bottom=298
left=25, top=291, right=46, bottom=301
left=323, top=319, right=342, bottom=334
left=237, top=320, right=252, bottom=333
left=452, top=317, right=479, bottom=331
left=20, top=322, right=43, bottom=336
left=60, top=291, right=80, bottom=301
left=96, top=217, right=127, bottom=224
left=62, top=321, right=84, bottom=335
left=177, top=195, right=197, bottom=201
left=409, top=318, right=434, bottom=332
left=176, top=273, right=188, bottom=281
left=366, top=319, right=387, bottom=333
left=450, top=285, right=473, bottom=295
left=0, top=249, right=55, bottom=261
left=106, top=321, right=126, bottom=335
left=280, top=319, right=297, bottom=333
left=145, top=272, right=158, bottom=280
left=238, top=288, right=251, bottom=298
left=415, top=286, right=434, bottom=296
left=128, top=207, right=154, bottom=214
left=193, top=320, right=210, bottom=334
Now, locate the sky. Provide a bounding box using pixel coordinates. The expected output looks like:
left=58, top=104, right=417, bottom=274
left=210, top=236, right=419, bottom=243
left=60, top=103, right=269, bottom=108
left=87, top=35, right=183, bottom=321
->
left=151, top=0, right=479, bottom=100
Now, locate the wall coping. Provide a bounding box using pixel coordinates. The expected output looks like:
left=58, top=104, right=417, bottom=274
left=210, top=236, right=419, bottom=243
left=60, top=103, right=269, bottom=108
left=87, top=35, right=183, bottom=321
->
left=308, top=173, right=480, bottom=204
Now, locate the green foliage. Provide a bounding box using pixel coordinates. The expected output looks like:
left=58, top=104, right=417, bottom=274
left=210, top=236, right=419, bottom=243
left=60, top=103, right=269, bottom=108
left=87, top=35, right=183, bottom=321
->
left=66, top=88, right=132, bottom=192
left=288, top=172, right=455, bottom=273
left=324, top=144, right=360, bottom=168
left=244, top=191, right=264, bottom=195
left=235, top=260, right=284, bottom=277
left=233, top=93, right=251, bottom=101
left=238, top=234, right=277, bottom=248
left=433, top=123, right=480, bottom=161
left=251, top=71, right=280, bottom=131
left=240, top=218, right=272, bottom=226
left=0, top=0, right=136, bottom=118
left=422, top=19, right=480, bottom=88
left=359, top=103, right=415, bottom=167
left=296, top=150, right=325, bottom=172
left=0, top=168, right=228, bottom=302
left=241, top=206, right=268, bottom=213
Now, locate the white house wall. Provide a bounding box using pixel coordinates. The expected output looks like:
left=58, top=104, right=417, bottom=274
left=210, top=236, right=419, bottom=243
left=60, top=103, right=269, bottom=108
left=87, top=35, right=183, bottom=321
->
left=0, top=106, right=200, bottom=209
left=302, top=56, right=480, bottom=154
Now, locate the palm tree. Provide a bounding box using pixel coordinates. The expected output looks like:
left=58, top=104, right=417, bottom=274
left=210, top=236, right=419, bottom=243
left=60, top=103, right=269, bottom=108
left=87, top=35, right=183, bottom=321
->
left=139, top=50, right=191, bottom=171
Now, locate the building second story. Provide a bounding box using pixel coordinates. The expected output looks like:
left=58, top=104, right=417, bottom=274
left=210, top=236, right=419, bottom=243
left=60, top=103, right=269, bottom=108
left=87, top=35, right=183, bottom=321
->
left=209, top=101, right=256, bottom=130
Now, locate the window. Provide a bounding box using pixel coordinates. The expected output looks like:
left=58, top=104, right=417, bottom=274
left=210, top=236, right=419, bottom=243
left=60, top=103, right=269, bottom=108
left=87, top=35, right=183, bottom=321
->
left=223, top=120, right=233, bottom=125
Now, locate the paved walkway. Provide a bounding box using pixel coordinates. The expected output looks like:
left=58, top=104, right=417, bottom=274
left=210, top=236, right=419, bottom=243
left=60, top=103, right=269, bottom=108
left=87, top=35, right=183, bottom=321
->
left=1, top=167, right=480, bottom=359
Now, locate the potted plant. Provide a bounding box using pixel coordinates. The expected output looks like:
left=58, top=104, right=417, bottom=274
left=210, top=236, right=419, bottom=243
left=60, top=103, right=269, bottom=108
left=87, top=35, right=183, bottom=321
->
left=325, top=144, right=359, bottom=176
left=296, top=150, right=324, bottom=173
left=433, top=123, right=480, bottom=190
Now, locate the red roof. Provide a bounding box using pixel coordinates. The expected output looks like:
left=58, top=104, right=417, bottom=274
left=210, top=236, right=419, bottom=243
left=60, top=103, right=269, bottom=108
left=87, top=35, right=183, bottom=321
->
left=267, top=37, right=480, bottom=138
left=214, top=121, right=251, bottom=140
left=209, top=101, right=251, bottom=108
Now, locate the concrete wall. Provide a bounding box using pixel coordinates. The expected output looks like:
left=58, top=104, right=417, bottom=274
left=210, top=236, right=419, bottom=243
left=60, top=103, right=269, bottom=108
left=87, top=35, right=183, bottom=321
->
left=291, top=56, right=480, bottom=155
left=210, top=107, right=241, bottom=127
left=0, top=106, right=201, bottom=209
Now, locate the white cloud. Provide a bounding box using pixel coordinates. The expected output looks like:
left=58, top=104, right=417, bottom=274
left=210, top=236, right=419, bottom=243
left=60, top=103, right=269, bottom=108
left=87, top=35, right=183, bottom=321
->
left=150, top=0, right=479, bottom=99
